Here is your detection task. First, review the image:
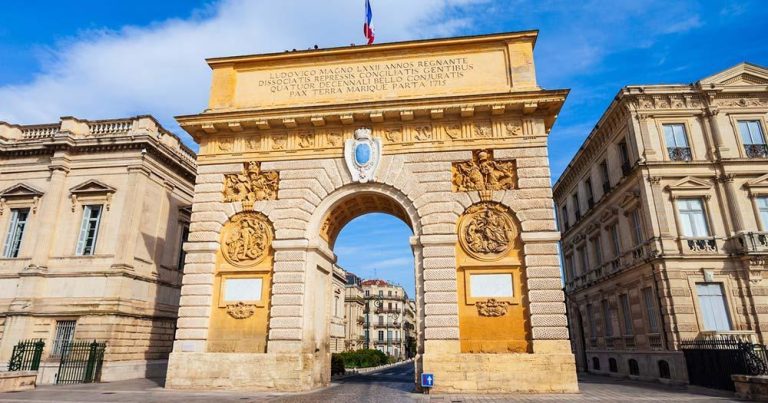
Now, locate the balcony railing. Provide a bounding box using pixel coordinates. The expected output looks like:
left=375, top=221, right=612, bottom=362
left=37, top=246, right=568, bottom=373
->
left=667, top=147, right=692, bottom=161
left=375, top=307, right=401, bottom=314
left=683, top=237, right=718, bottom=253
left=733, top=232, right=768, bottom=254
left=374, top=338, right=402, bottom=344
left=698, top=330, right=757, bottom=343
left=745, top=144, right=768, bottom=159
left=621, top=162, right=632, bottom=176
left=624, top=335, right=636, bottom=349
left=648, top=333, right=663, bottom=349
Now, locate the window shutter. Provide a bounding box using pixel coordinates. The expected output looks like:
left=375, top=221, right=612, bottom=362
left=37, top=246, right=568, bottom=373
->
left=76, top=206, right=92, bottom=255
left=3, top=210, right=18, bottom=257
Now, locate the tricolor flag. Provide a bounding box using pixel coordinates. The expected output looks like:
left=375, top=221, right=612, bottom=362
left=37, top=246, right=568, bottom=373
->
left=364, top=0, right=375, bottom=45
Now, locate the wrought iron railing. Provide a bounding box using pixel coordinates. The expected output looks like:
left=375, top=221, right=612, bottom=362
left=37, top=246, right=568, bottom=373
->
left=7, top=339, right=44, bottom=371
left=667, top=147, right=692, bottom=161
left=681, top=337, right=768, bottom=391
left=745, top=144, right=768, bottom=159
left=56, top=340, right=106, bottom=384
left=648, top=333, right=663, bottom=349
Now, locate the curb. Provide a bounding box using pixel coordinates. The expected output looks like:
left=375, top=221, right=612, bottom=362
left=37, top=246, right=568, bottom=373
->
left=332, top=359, right=414, bottom=380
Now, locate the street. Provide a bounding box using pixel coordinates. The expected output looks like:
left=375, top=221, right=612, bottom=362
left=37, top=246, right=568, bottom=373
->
left=0, top=362, right=738, bottom=402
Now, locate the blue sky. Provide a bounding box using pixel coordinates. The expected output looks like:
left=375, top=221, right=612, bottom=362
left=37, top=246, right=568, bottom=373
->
left=1, top=1, right=766, bottom=296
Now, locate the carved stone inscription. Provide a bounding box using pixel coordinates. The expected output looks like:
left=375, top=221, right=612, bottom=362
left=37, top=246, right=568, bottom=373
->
left=459, top=202, right=517, bottom=261
left=221, top=212, right=273, bottom=267
left=223, top=161, right=279, bottom=203
left=452, top=149, right=517, bottom=192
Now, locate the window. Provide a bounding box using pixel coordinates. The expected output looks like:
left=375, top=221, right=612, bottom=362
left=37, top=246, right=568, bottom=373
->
left=738, top=120, right=768, bottom=158
left=177, top=225, right=189, bottom=271
left=609, top=358, right=618, bottom=372
left=388, top=290, right=392, bottom=297
left=76, top=205, right=103, bottom=255
left=335, top=296, right=340, bottom=316
left=564, top=255, right=574, bottom=280
left=628, top=359, right=640, bottom=376
left=561, top=206, right=570, bottom=231
left=642, top=287, right=659, bottom=333
left=585, top=178, right=594, bottom=208
left=3, top=208, right=29, bottom=258
left=364, top=329, right=369, bottom=341
left=758, top=196, right=768, bottom=231
left=592, top=357, right=601, bottom=371
left=630, top=209, right=644, bottom=245
left=586, top=303, right=597, bottom=339
left=51, top=320, right=77, bottom=357
left=572, top=193, right=581, bottom=221
left=609, top=224, right=621, bottom=257
left=600, top=160, right=611, bottom=194
left=619, top=294, right=633, bottom=335
left=663, top=123, right=691, bottom=161
left=619, top=140, right=631, bottom=173
left=387, top=330, right=392, bottom=341
left=578, top=246, right=589, bottom=273
left=677, top=199, right=709, bottom=237
left=378, top=330, right=384, bottom=341
left=696, top=283, right=731, bottom=331
left=602, top=299, right=613, bottom=337
left=365, top=290, right=370, bottom=297
left=658, top=360, right=671, bottom=379
left=378, top=290, right=383, bottom=297
left=378, top=315, right=384, bottom=325
left=591, top=236, right=603, bottom=267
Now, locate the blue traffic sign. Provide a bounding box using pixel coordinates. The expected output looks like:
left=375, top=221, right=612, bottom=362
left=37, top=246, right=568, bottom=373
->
left=421, top=373, right=434, bottom=388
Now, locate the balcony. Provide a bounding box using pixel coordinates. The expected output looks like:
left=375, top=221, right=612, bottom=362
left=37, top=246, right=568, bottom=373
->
left=733, top=232, right=768, bottom=254
left=375, top=307, right=401, bottom=314
left=745, top=144, right=768, bottom=159
left=648, top=333, right=663, bottom=349
left=624, top=335, right=636, bottom=349
left=683, top=237, right=718, bottom=253
left=374, top=338, right=402, bottom=344
left=698, top=330, right=757, bottom=343
left=667, top=147, right=692, bottom=161
left=373, top=322, right=399, bottom=329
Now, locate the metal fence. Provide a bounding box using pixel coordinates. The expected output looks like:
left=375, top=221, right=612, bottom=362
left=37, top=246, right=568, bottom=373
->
left=56, top=340, right=106, bottom=384
left=7, top=339, right=45, bottom=371
left=681, top=338, right=768, bottom=391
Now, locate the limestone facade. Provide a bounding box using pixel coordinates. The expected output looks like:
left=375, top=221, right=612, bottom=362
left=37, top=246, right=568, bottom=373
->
left=360, top=279, right=415, bottom=359
left=554, top=63, right=768, bottom=383
left=343, top=272, right=366, bottom=351
left=165, top=31, right=577, bottom=393
left=0, top=116, right=195, bottom=382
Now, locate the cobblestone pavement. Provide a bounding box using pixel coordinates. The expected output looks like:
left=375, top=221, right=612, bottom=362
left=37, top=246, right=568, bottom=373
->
left=0, top=362, right=738, bottom=402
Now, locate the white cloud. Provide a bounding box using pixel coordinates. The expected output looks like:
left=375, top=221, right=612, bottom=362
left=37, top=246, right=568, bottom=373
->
left=0, top=0, right=485, bottom=147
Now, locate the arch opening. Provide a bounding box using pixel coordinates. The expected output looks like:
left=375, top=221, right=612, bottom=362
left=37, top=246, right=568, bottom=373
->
left=319, top=191, right=412, bottom=249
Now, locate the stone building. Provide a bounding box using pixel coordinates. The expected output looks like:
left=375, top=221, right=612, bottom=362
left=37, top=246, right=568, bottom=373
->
left=360, top=279, right=415, bottom=359
left=330, top=265, right=347, bottom=353
left=0, top=116, right=196, bottom=382
left=554, top=63, right=768, bottom=383
left=343, top=272, right=366, bottom=351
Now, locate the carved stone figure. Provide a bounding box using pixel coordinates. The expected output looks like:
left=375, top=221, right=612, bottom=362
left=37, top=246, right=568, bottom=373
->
left=504, top=120, right=523, bottom=136
left=443, top=124, right=462, bottom=139
left=384, top=128, right=402, bottom=143
left=452, top=149, right=517, bottom=192
left=327, top=132, right=343, bottom=147
left=474, top=124, right=492, bottom=138
left=476, top=298, right=509, bottom=317
left=223, top=162, right=279, bottom=203
left=272, top=135, right=287, bottom=150
left=221, top=211, right=273, bottom=267
left=298, top=132, right=314, bottom=148
left=414, top=125, right=433, bottom=141
left=459, top=202, right=517, bottom=260
left=246, top=138, right=260, bottom=150
left=226, top=301, right=256, bottom=319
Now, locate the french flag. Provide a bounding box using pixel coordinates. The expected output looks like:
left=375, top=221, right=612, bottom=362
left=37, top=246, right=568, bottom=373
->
left=364, top=0, right=374, bottom=45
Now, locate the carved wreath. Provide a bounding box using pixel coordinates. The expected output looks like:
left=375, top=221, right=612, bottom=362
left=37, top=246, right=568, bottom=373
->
left=458, top=202, right=517, bottom=261
left=476, top=299, right=509, bottom=317
left=221, top=211, right=273, bottom=267
left=226, top=301, right=256, bottom=319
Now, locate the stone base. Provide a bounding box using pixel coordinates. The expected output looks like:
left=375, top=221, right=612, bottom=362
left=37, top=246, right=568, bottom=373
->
left=0, top=371, right=36, bottom=392
left=733, top=374, right=768, bottom=401
left=100, top=359, right=168, bottom=382
left=165, top=352, right=320, bottom=391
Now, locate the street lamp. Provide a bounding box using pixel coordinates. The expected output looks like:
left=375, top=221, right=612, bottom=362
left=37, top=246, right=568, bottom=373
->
left=374, top=295, right=400, bottom=358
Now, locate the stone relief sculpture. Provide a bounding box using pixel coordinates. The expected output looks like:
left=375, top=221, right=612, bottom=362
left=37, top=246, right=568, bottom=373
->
left=221, top=211, right=273, bottom=267
left=459, top=202, right=517, bottom=260
left=452, top=149, right=517, bottom=192
left=223, top=161, right=279, bottom=203
left=476, top=298, right=509, bottom=317
left=226, top=301, right=256, bottom=319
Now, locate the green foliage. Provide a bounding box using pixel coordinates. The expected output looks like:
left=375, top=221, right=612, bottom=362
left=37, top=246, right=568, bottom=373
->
left=336, top=349, right=388, bottom=368
left=331, top=353, right=346, bottom=375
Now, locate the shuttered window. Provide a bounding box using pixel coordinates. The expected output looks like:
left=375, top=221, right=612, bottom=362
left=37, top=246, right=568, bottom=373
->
left=3, top=208, right=29, bottom=258
left=696, top=283, right=731, bottom=331
left=76, top=205, right=103, bottom=256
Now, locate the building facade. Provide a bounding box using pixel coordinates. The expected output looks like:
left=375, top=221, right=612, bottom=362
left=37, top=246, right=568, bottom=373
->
left=343, top=272, right=366, bottom=352
left=555, top=63, right=768, bottom=383
left=0, top=116, right=196, bottom=382
left=330, top=265, right=347, bottom=353
left=360, top=279, right=415, bottom=359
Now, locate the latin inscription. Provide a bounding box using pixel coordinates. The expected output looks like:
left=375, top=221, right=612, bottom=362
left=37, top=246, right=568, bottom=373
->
left=257, top=57, right=474, bottom=97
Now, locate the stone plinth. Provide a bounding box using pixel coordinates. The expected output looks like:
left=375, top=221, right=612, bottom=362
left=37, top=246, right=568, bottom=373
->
left=0, top=371, right=36, bottom=393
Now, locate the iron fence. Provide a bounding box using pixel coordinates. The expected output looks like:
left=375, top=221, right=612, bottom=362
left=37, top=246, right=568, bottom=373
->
left=681, top=337, right=768, bottom=391
left=7, top=339, right=44, bottom=371
left=56, top=340, right=106, bottom=384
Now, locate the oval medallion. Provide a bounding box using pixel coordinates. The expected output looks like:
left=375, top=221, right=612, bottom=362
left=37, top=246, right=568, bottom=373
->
left=355, top=143, right=371, bottom=165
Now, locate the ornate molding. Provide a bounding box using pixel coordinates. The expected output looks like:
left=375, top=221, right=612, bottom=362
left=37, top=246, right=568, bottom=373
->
left=221, top=211, right=273, bottom=267
left=452, top=149, right=517, bottom=192
left=476, top=298, right=509, bottom=317
left=226, top=301, right=256, bottom=319
left=458, top=202, right=517, bottom=261
left=223, top=161, right=279, bottom=203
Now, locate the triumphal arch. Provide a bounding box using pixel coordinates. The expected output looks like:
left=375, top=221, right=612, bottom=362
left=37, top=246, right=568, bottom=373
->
left=166, top=31, right=577, bottom=393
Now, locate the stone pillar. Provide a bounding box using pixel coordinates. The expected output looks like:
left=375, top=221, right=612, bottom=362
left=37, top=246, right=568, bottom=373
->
left=705, top=108, right=728, bottom=160
left=111, top=165, right=150, bottom=270
left=719, top=174, right=744, bottom=235
left=28, top=161, right=69, bottom=269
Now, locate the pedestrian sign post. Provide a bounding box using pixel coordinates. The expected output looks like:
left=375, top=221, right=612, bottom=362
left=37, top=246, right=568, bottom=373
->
left=421, top=373, right=434, bottom=393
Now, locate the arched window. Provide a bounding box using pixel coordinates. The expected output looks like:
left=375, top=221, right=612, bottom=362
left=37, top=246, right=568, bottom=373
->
left=658, top=360, right=671, bottom=379
left=609, top=358, right=618, bottom=373
left=628, top=359, right=640, bottom=376
left=592, top=357, right=601, bottom=371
